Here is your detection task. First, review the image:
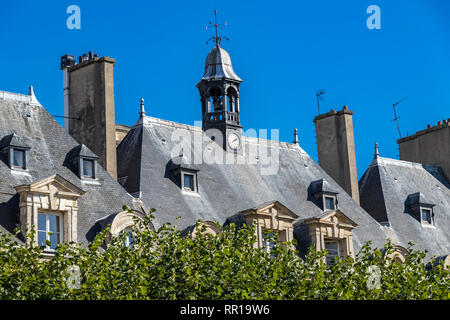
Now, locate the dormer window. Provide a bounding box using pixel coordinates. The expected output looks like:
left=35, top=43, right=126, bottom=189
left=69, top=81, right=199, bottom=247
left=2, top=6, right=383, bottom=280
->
left=14, top=174, right=85, bottom=247
left=12, top=148, right=26, bottom=169
left=309, top=179, right=339, bottom=211
left=169, top=155, right=199, bottom=193
left=406, top=192, right=435, bottom=226
left=0, top=133, right=30, bottom=170
left=302, top=210, right=358, bottom=263
left=66, top=144, right=99, bottom=181
left=227, top=201, right=298, bottom=251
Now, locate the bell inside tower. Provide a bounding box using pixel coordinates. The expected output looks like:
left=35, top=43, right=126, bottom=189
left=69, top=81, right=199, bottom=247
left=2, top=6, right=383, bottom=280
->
left=208, top=87, right=224, bottom=113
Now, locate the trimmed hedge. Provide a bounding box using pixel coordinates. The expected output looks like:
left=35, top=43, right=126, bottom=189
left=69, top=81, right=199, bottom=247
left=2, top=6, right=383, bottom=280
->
left=0, top=209, right=448, bottom=300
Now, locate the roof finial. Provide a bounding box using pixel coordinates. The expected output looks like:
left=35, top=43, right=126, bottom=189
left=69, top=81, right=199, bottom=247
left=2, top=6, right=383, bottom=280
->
left=374, top=142, right=380, bottom=159
left=293, top=128, right=299, bottom=144
left=139, top=98, right=146, bottom=117
left=206, top=8, right=229, bottom=47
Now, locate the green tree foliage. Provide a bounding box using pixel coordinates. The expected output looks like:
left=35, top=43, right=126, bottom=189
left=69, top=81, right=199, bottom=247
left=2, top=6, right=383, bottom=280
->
left=0, top=208, right=448, bottom=300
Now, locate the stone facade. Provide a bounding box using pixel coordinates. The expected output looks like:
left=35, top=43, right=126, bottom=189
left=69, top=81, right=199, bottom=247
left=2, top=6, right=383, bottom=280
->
left=398, top=120, right=450, bottom=181
left=302, top=210, right=357, bottom=259
left=239, top=201, right=298, bottom=249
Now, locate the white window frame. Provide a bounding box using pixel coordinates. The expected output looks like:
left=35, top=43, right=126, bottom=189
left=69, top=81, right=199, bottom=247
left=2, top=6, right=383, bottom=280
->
left=9, top=147, right=28, bottom=171
left=37, top=212, right=64, bottom=251
left=420, top=207, right=433, bottom=225
left=322, top=193, right=337, bottom=211
left=324, top=195, right=336, bottom=211
left=181, top=171, right=197, bottom=192
left=81, top=158, right=96, bottom=179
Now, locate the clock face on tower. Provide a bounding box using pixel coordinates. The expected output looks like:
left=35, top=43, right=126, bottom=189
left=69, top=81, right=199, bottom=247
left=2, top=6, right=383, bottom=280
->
left=227, top=132, right=240, bottom=150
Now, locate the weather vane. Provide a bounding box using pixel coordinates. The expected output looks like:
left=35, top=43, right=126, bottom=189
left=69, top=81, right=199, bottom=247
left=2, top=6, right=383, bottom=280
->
left=206, top=8, right=229, bottom=47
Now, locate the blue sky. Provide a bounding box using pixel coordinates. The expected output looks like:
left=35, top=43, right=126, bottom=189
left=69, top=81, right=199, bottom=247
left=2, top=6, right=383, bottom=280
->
left=1, top=0, right=449, bottom=178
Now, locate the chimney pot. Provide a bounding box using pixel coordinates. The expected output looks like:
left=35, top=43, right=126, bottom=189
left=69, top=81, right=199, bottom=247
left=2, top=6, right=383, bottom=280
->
left=427, top=124, right=431, bottom=128
left=88, top=51, right=93, bottom=59
left=438, top=121, right=441, bottom=125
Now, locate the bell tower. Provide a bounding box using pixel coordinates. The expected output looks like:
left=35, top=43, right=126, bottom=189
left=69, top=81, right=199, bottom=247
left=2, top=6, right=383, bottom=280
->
left=196, top=9, right=243, bottom=153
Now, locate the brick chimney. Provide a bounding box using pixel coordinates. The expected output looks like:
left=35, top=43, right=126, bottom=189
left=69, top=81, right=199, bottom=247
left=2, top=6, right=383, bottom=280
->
left=61, top=52, right=117, bottom=179
left=313, top=106, right=360, bottom=204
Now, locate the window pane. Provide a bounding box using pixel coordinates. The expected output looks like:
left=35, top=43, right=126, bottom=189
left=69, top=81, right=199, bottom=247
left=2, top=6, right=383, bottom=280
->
left=422, top=209, right=431, bottom=223
left=49, top=232, right=59, bottom=249
left=184, top=174, right=194, bottom=190
left=123, top=231, right=134, bottom=248
left=325, top=241, right=339, bottom=265
left=83, top=159, right=94, bottom=178
left=13, top=149, right=24, bottom=168
left=325, top=197, right=335, bottom=210
left=48, top=215, right=60, bottom=233
left=38, top=213, right=46, bottom=231
left=325, top=241, right=339, bottom=255
left=262, top=232, right=275, bottom=253
left=38, top=231, right=46, bottom=247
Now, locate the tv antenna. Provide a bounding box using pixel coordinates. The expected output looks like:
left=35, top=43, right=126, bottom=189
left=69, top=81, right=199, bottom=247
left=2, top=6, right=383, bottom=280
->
left=391, top=97, right=407, bottom=139
left=315, top=89, right=326, bottom=114
left=205, top=8, right=229, bottom=47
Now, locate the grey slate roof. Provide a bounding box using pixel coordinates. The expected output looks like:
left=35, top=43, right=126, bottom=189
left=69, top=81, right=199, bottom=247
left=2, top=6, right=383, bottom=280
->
left=117, top=115, right=389, bottom=252
left=0, top=89, right=140, bottom=245
left=359, top=156, right=450, bottom=257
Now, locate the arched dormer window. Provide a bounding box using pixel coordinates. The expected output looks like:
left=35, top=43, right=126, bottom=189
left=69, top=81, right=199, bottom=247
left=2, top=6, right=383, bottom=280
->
left=0, top=133, right=31, bottom=171
left=66, top=144, right=99, bottom=182
left=382, top=245, right=408, bottom=264
left=191, top=221, right=221, bottom=238
left=100, top=210, right=152, bottom=245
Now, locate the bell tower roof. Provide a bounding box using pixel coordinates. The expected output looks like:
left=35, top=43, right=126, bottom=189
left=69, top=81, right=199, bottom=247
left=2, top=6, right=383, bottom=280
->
left=201, top=47, right=242, bottom=82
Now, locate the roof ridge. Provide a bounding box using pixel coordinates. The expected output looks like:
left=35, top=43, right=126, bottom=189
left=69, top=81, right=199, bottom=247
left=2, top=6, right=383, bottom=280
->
left=0, top=87, right=41, bottom=106
left=374, top=156, right=442, bottom=170
left=137, top=115, right=308, bottom=152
